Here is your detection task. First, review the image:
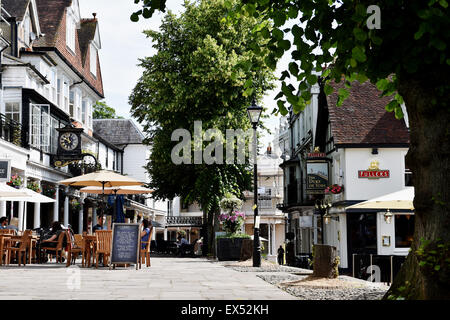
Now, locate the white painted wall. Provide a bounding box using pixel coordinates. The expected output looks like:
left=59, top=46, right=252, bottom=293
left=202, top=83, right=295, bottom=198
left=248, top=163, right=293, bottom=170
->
left=343, top=148, right=408, bottom=201
left=122, top=144, right=150, bottom=183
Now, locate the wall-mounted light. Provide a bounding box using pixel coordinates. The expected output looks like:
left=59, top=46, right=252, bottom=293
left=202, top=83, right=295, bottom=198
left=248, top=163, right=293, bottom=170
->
left=324, top=212, right=331, bottom=225
left=384, top=209, right=393, bottom=224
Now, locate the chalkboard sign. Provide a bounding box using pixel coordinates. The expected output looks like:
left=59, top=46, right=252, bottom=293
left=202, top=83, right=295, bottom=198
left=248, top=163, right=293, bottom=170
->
left=0, top=160, right=11, bottom=182
left=110, top=223, right=141, bottom=270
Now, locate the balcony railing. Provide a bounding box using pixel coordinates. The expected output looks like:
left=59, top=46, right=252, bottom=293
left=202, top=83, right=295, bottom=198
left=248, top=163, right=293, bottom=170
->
left=166, top=216, right=203, bottom=226
left=0, top=114, right=28, bottom=149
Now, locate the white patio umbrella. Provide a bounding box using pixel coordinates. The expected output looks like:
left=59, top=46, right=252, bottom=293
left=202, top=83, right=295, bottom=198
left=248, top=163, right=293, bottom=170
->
left=346, top=187, right=414, bottom=211
left=0, top=183, right=29, bottom=200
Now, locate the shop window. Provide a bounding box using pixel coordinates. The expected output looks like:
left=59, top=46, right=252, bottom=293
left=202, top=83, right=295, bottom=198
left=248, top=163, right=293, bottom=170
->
left=348, top=213, right=377, bottom=254
left=395, top=214, right=415, bottom=248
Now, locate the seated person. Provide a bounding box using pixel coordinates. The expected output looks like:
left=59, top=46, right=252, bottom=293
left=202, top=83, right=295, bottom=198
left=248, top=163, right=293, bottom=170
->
left=93, top=215, right=107, bottom=232
left=0, top=217, right=9, bottom=229
left=140, top=219, right=153, bottom=250
left=40, top=221, right=66, bottom=262
left=176, top=235, right=189, bottom=256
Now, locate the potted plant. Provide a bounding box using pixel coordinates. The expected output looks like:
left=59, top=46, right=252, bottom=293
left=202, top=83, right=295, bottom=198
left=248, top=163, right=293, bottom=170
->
left=324, top=184, right=344, bottom=194
left=216, top=193, right=250, bottom=261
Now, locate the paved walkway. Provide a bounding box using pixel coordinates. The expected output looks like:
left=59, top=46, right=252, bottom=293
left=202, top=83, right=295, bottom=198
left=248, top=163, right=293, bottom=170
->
left=0, top=257, right=297, bottom=300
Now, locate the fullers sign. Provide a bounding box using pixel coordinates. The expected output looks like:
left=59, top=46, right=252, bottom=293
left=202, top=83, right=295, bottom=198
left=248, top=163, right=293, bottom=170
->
left=358, top=160, right=390, bottom=179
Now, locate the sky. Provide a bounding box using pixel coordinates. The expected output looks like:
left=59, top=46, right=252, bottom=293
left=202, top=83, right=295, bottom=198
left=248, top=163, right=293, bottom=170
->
left=80, top=0, right=296, bottom=148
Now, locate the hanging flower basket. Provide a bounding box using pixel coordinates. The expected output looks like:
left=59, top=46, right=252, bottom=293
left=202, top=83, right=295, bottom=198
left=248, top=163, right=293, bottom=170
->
left=7, top=175, right=23, bottom=189
left=324, top=184, right=344, bottom=194
left=42, top=185, right=56, bottom=198
left=27, top=181, right=41, bottom=193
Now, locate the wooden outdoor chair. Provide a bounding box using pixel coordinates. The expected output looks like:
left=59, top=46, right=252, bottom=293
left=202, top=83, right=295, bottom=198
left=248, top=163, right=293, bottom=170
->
left=66, top=232, right=85, bottom=267
left=139, top=228, right=154, bottom=269
left=95, top=230, right=112, bottom=269
left=0, top=229, right=15, bottom=265
left=5, top=230, right=32, bottom=266
left=40, top=231, right=66, bottom=263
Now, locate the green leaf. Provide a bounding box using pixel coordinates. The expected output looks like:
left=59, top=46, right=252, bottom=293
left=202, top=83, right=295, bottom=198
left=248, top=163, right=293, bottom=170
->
left=130, top=13, right=140, bottom=22
left=352, top=46, right=367, bottom=62
left=353, top=28, right=367, bottom=41
left=273, top=11, right=286, bottom=27
left=394, top=106, right=404, bottom=119
left=350, top=58, right=357, bottom=68
left=376, top=78, right=389, bottom=91
left=279, top=39, right=291, bottom=50
left=289, top=62, right=299, bottom=77
left=272, top=28, right=284, bottom=41
left=306, top=74, right=318, bottom=85
left=434, top=265, right=441, bottom=271
left=324, top=84, right=334, bottom=95
left=372, top=36, right=383, bottom=45
left=439, top=0, right=448, bottom=8
left=385, top=100, right=399, bottom=112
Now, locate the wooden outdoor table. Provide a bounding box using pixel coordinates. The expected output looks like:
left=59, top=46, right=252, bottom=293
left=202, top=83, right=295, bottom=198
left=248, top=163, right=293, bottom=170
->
left=83, top=235, right=97, bottom=267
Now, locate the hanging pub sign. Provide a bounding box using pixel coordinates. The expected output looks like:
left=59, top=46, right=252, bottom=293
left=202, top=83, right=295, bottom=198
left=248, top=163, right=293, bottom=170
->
left=306, top=161, right=329, bottom=195
left=0, top=159, right=11, bottom=182
left=358, top=160, right=390, bottom=179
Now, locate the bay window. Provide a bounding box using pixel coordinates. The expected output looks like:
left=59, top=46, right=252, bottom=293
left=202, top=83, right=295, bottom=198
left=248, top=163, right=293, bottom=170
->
left=30, top=104, right=50, bottom=152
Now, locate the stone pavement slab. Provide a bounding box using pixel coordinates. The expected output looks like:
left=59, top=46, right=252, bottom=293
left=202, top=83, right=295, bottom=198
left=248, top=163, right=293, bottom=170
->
left=0, top=257, right=297, bottom=300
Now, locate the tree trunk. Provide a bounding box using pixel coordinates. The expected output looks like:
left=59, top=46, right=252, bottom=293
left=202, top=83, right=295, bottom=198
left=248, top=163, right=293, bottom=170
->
left=384, top=76, right=450, bottom=299
left=202, top=209, right=208, bottom=257
left=206, top=206, right=219, bottom=257
left=312, top=244, right=339, bottom=278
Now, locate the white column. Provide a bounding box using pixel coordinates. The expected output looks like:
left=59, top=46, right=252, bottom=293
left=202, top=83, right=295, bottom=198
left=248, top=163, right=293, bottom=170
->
left=53, top=185, right=59, bottom=222
left=18, top=201, right=24, bottom=232
left=0, top=201, right=6, bottom=217
left=64, top=188, right=69, bottom=228
left=33, top=180, right=41, bottom=228
left=164, top=228, right=168, bottom=241
left=33, top=202, right=41, bottom=228
left=268, top=221, right=272, bottom=255
left=23, top=203, right=28, bottom=230
left=78, top=195, right=85, bottom=234
left=272, top=223, right=277, bottom=256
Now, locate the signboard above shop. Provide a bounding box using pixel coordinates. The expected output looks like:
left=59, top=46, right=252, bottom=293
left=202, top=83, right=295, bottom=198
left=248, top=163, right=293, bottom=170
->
left=306, top=161, right=329, bottom=195
left=358, top=160, right=390, bottom=179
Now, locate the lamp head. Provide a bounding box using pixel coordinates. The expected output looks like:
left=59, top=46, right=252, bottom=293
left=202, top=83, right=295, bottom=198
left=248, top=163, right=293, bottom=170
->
left=247, top=100, right=263, bottom=126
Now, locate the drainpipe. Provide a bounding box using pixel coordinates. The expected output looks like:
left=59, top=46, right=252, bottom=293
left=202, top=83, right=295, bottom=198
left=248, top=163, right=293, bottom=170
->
left=8, top=17, right=18, bottom=57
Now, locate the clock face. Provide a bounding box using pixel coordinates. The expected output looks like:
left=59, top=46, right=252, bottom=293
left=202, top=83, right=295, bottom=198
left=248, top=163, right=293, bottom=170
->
left=59, top=132, right=79, bottom=151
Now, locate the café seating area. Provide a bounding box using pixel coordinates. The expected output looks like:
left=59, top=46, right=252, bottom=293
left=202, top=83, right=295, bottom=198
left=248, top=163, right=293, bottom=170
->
left=0, top=228, right=152, bottom=269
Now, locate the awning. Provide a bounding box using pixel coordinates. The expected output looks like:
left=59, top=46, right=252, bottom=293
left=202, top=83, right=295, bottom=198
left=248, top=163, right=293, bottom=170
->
left=346, top=187, right=414, bottom=212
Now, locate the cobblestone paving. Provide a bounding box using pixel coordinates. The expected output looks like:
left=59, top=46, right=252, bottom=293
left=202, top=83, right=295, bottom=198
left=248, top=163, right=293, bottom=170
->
left=0, top=257, right=297, bottom=300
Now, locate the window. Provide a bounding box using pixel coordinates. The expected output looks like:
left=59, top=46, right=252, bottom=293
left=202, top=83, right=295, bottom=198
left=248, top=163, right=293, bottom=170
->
left=66, top=13, right=76, bottom=52
left=51, top=69, right=57, bottom=103
left=69, top=90, right=75, bottom=117
left=57, top=78, right=62, bottom=107
left=30, top=104, right=50, bottom=152
left=63, top=79, right=69, bottom=112
left=23, top=16, right=31, bottom=46
left=5, top=103, right=21, bottom=122
left=50, top=117, right=60, bottom=154
left=395, top=215, right=415, bottom=248
left=90, top=43, right=97, bottom=76
left=82, top=100, right=86, bottom=124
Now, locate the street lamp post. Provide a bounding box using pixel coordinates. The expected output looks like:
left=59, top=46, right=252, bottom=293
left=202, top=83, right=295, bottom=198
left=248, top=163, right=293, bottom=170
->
left=247, top=100, right=263, bottom=268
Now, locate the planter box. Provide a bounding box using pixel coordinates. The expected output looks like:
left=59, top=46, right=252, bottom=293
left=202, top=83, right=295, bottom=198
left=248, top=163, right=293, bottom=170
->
left=216, top=237, right=247, bottom=261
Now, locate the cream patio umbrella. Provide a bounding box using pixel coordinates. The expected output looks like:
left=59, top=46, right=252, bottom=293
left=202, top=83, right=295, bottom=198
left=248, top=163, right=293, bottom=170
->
left=79, top=185, right=153, bottom=195
left=346, top=187, right=414, bottom=211
left=59, top=170, right=143, bottom=224
left=80, top=185, right=153, bottom=223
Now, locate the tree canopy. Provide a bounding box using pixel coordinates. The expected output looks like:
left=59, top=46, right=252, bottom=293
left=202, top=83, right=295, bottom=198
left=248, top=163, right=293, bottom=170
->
left=93, top=101, right=124, bottom=119
left=129, top=0, right=275, bottom=253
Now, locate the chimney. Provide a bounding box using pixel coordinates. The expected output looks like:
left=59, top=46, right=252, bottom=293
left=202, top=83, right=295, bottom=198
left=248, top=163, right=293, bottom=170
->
left=267, top=144, right=272, bottom=155
left=92, top=13, right=97, bottom=20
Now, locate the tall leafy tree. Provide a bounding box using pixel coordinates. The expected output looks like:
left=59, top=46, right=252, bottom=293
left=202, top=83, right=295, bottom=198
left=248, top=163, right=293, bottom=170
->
left=131, top=0, right=450, bottom=299
left=129, top=0, right=274, bottom=255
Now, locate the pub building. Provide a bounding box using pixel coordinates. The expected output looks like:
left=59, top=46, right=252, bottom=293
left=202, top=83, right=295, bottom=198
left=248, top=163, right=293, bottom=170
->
left=278, top=78, right=413, bottom=279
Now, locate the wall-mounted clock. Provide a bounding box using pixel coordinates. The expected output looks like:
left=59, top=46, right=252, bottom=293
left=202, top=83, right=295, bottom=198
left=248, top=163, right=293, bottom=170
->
left=59, top=132, right=79, bottom=151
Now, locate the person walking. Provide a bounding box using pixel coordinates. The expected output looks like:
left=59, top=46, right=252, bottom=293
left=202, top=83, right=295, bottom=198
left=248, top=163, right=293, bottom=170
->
left=277, top=245, right=285, bottom=265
